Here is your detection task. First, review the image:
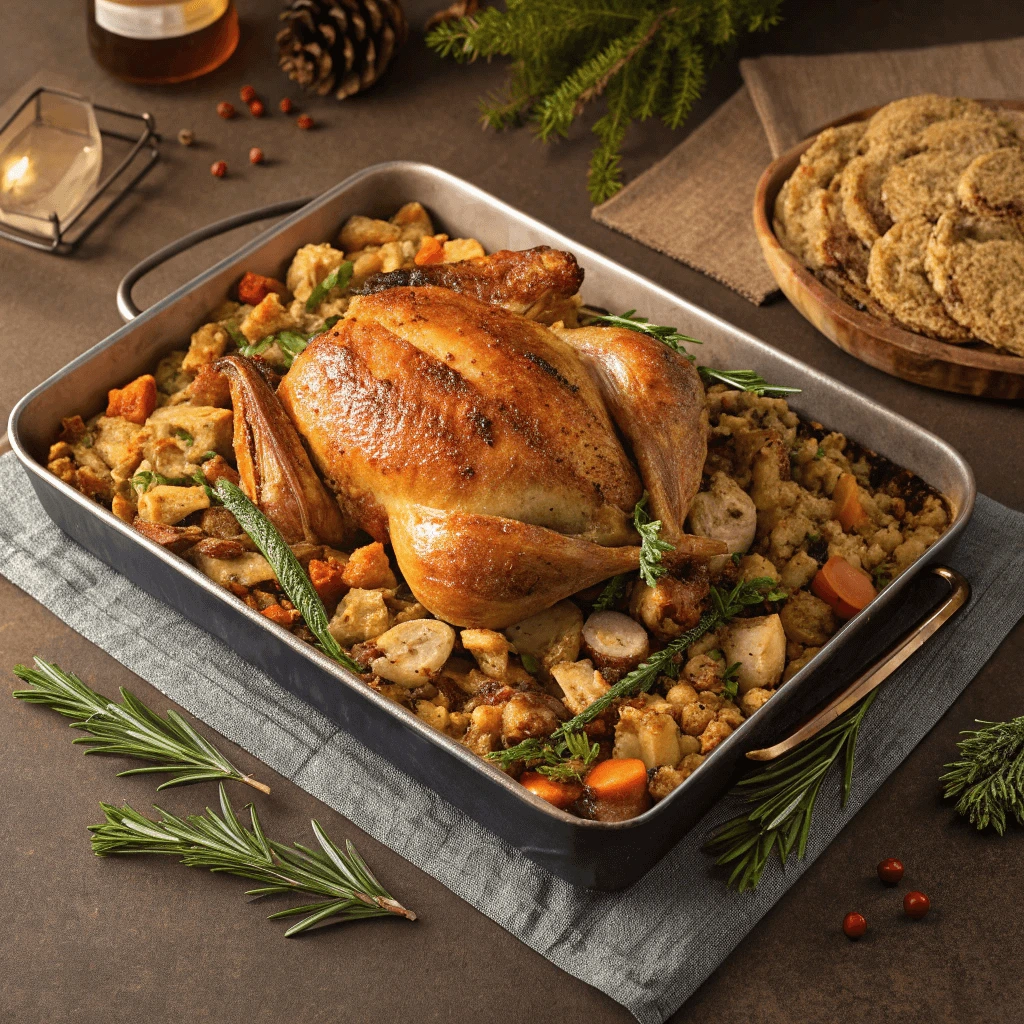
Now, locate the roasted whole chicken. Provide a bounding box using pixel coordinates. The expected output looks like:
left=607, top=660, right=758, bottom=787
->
left=217, top=246, right=724, bottom=629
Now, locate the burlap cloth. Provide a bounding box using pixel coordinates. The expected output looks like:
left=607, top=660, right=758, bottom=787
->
left=593, top=36, right=1024, bottom=304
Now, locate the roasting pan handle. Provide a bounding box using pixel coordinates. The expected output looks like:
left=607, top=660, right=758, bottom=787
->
left=117, top=197, right=315, bottom=322
left=745, top=565, right=970, bottom=761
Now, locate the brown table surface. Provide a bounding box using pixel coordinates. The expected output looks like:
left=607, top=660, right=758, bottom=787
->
left=2, top=2, right=1023, bottom=1021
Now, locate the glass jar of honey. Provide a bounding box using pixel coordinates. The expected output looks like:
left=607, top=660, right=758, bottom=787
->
left=87, top=0, right=239, bottom=84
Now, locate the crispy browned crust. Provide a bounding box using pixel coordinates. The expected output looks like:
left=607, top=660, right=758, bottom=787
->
left=354, top=246, right=584, bottom=322
left=280, top=287, right=642, bottom=545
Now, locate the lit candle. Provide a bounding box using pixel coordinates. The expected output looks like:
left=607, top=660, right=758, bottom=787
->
left=2, top=154, right=33, bottom=197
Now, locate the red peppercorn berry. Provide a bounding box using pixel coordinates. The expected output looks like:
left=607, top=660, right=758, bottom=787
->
left=279, top=97, right=294, bottom=114
left=210, top=160, right=228, bottom=178
left=842, top=912, right=867, bottom=940
left=240, top=85, right=257, bottom=103
left=249, top=147, right=264, bottom=165
left=904, top=891, right=930, bottom=919
left=877, top=858, right=904, bottom=885
left=248, top=99, right=265, bottom=118
left=216, top=101, right=236, bottom=119
left=296, top=114, right=314, bottom=130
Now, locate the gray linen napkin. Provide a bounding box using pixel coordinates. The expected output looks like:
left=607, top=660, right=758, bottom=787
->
left=2, top=450, right=1023, bottom=1023
left=593, top=36, right=1024, bottom=305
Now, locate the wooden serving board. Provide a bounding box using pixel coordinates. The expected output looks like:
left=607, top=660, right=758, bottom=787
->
left=753, top=100, right=1024, bottom=401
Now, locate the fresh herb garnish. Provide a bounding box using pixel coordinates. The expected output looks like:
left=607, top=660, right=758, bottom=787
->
left=490, top=576, right=785, bottom=772
left=704, top=690, right=878, bottom=891
left=814, top=445, right=826, bottom=460
left=131, top=470, right=195, bottom=494
left=89, top=783, right=415, bottom=935
left=173, top=428, right=194, bottom=446
left=534, top=731, right=601, bottom=783
left=198, top=450, right=218, bottom=463
left=731, top=552, right=742, bottom=566
left=696, top=368, right=802, bottom=398
left=593, top=573, right=629, bottom=611
left=633, top=493, right=673, bottom=587
left=585, top=309, right=701, bottom=356
left=224, top=323, right=247, bottom=348
left=584, top=310, right=800, bottom=399
left=81, top=432, right=94, bottom=448
left=237, top=335, right=275, bottom=358
left=305, top=262, right=353, bottom=313
left=721, top=662, right=741, bottom=702
left=212, top=479, right=362, bottom=674
left=520, top=652, right=541, bottom=675
left=12, top=658, right=269, bottom=793
left=871, top=564, right=893, bottom=590
left=941, top=716, right=1024, bottom=835
left=238, top=315, right=345, bottom=368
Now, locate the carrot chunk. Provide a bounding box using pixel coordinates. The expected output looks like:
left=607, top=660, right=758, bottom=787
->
left=261, top=604, right=301, bottom=627
left=585, top=758, right=650, bottom=822
left=237, top=271, right=286, bottom=306
left=833, top=473, right=869, bottom=532
left=812, top=555, right=877, bottom=619
left=106, top=374, right=157, bottom=425
left=520, top=771, right=583, bottom=810
left=414, top=235, right=445, bottom=266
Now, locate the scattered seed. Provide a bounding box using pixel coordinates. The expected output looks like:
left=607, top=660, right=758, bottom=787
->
left=279, top=97, right=294, bottom=114
left=210, top=160, right=228, bottom=178
left=296, top=114, right=314, bottom=130
left=216, top=101, right=236, bottom=120
left=240, top=85, right=257, bottom=103
left=248, top=99, right=265, bottom=118
left=177, top=128, right=195, bottom=146
left=249, top=147, right=264, bottom=165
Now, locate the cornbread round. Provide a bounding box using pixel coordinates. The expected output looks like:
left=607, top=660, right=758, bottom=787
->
left=840, top=154, right=892, bottom=246
left=860, top=94, right=984, bottom=155
left=957, top=147, right=1024, bottom=220
left=916, top=114, right=1014, bottom=154
left=867, top=217, right=970, bottom=341
left=774, top=122, right=866, bottom=264
left=881, top=149, right=981, bottom=223
left=925, top=212, right=1024, bottom=355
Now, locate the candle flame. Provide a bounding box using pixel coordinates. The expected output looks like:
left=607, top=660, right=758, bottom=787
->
left=3, top=155, right=30, bottom=191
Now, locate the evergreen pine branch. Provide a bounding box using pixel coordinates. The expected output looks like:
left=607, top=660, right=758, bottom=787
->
left=593, top=573, right=630, bottom=611
left=940, top=716, right=1024, bottom=835
left=90, top=784, right=415, bottom=935
left=427, top=0, right=786, bottom=203
left=12, top=658, right=270, bottom=794
left=704, top=690, right=878, bottom=891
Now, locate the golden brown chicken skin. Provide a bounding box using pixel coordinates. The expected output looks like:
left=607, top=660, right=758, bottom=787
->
left=355, top=246, right=584, bottom=324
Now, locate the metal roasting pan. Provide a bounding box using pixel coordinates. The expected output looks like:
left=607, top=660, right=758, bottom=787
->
left=8, top=162, right=976, bottom=890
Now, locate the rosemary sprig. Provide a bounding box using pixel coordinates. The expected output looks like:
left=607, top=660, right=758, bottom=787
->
left=305, top=263, right=353, bottom=313
left=532, top=731, right=601, bottom=783
left=704, top=691, right=878, bottom=892
left=90, top=783, right=415, bottom=935
left=585, top=309, right=702, bottom=355
left=584, top=310, right=800, bottom=399
left=490, top=576, right=783, bottom=771
left=212, top=479, right=363, bottom=675
left=940, top=716, right=1024, bottom=835
left=697, top=367, right=802, bottom=398
left=633, top=493, right=673, bottom=587
left=12, top=658, right=269, bottom=794
left=593, top=573, right=630, bottom=611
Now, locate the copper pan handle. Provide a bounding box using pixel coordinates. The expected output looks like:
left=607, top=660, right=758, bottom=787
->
left=745, top=566, right=970, bottom=762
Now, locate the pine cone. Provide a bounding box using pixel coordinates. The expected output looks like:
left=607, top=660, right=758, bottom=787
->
left=277, top=0, right=407, bottom=101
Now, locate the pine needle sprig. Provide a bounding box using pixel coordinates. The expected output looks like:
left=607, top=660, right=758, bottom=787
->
left=489, top=575, right=784, bottom=772
left=940, top=716, right=1024, bottom=835
left=633, top=492, right=673, bottom=586
left=426, top=0, right=786, bottom=202
left=89, top=784, right=415, bottom=935
left=704, top=690, right=877, bottom=892
left=12, top=658, right=270, bottom=794
left=584, top=309, right=800, bottom=398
